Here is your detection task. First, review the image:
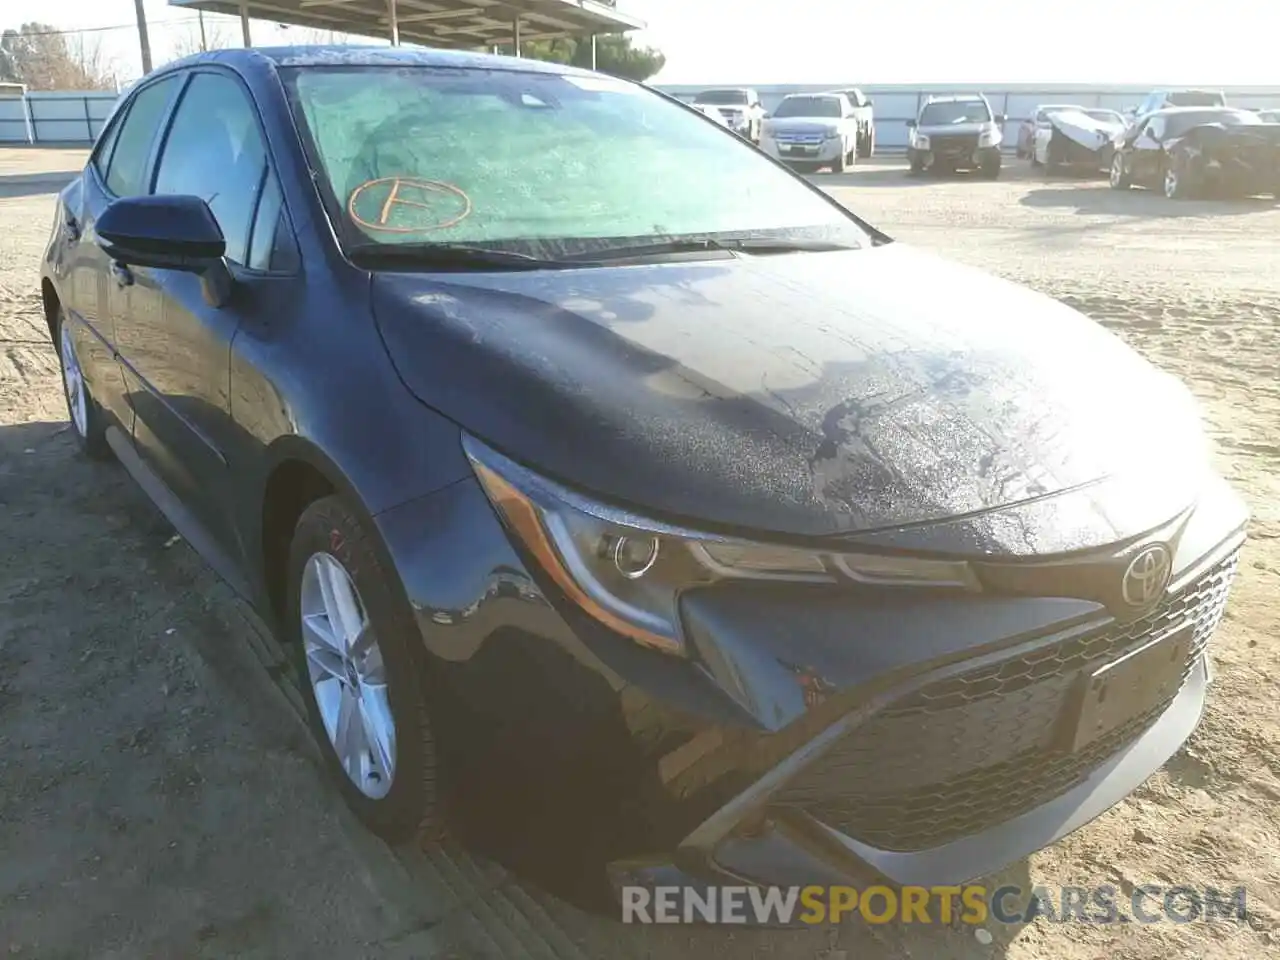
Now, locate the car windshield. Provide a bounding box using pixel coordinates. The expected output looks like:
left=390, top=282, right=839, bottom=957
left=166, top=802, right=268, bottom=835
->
left=696, top=89, right=748, bottom=106
left=920, top=101, right=991, bottom=125
left=1167, top=91, right=1225, bottom=107
left=1166, top=109, right=1263, bottom=137
left=773, top=96, right=842, bottom=119
left=285, top=66, right=871, bottom=259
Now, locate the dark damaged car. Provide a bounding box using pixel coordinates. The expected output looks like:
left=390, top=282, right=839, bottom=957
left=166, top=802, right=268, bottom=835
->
left=41, top=47, right=1247, bottom=903
left=1111, top=106, right=1280, bottom=199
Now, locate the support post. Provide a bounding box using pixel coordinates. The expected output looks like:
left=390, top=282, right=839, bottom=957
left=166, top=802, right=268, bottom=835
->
left=240, top=0, right=252, bottom=47
left=198, top=10, right=208, bottom=51
left=387, top=0, right=400, bottom=45
left=512, top=17, right=521, bottom=57
left=133, top=0, right=153, bottom=74
left=591, top=34, right=597, bottom=70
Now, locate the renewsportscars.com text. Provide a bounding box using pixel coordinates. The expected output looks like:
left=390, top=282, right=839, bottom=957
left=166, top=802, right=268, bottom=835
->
left=621, top=884, right=1249, bottom=925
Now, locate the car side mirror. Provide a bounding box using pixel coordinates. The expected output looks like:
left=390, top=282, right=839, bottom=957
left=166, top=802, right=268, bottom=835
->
left=865, top=98, right=874, bottom=107
left=96, top=195, right=232, bottom=307
left=762, top=112, right=771, bottom=120
left=995, top=114, right=1006, bottom=124
left=906, top=119, right=917, bottom=128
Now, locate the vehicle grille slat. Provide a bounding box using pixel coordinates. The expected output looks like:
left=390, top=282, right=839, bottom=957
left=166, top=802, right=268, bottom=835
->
left=774, top=549, right=1239, bottom=852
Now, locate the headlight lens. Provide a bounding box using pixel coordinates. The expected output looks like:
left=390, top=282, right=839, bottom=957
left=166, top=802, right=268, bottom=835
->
left=979, top=127, right=1002, bottom=147
left=464, top=436, right=978, bottom=657
left=913, top=132, right=930, bottom=149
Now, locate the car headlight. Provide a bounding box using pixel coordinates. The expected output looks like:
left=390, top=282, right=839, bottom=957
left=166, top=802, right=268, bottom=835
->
left=464, top=435, right=978, bottom=657
left=912, top=132, right=930, bottom=150
left=979, top=127, right=1002, bottom=147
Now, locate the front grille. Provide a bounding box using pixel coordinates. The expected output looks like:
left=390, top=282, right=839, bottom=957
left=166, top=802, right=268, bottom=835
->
left=775, top=549, right=1239, bottom=852
left=776, top=133, right=825, bottom=146
left=931, top=133, right=979, bottom=156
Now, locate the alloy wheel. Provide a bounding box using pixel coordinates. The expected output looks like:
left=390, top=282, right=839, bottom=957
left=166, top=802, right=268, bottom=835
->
left=299, top=552, right=396, bottom=799
left=59, top=322, right=88, bottom=438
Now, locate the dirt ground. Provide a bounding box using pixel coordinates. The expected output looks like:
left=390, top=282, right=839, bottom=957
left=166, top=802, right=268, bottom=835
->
left=1, top=149, right=1277, bottom=960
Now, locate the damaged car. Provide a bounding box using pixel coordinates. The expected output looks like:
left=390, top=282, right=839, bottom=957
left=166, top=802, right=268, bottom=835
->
left=43, top=48, right=1247, bottom=907
left=1033, top=107, right=1127, bottom=173
left=1110, top=106, right=1280, bottom=199
left=1015, top=104, right=1080, bottom=160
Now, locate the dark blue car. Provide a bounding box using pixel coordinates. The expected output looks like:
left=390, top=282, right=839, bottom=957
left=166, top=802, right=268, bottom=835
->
left=40, top=46, right=1246, bottom=902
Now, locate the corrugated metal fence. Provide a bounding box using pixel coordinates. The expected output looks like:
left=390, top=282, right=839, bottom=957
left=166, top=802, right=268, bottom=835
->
left=4, top=82, right=1280, bottom=149
left=0, top=89, right=120, bottom=146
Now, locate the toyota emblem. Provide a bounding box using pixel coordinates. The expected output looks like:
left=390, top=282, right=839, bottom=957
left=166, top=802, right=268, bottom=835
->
left=1121, top=544, right=1172, bottom=608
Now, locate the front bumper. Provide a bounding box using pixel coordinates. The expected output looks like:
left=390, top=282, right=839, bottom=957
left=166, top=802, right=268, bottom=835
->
left=910, top=142, right=1001, bottom=169
left=762, top=139, right=844, bottom=164
left=608, top=532, right=1240, bottom=896
left=614, top=653, right=1210, bottom=894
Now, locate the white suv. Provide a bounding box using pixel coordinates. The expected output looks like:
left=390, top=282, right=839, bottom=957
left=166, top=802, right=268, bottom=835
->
left=758, top=93, right=860, bottom=173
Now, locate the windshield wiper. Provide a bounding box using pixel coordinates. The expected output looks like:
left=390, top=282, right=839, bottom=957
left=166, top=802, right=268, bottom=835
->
left=559, top=236, right=859, bottom=263
left=345, top=241, right=568, bottom=272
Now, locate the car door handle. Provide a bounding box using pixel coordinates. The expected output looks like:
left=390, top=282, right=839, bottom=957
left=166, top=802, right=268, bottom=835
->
left=110, top=261, right=134, bottom=287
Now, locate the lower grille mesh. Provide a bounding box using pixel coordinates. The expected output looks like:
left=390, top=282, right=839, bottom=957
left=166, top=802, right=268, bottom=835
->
left=775, top=550, right=1239, bottom=852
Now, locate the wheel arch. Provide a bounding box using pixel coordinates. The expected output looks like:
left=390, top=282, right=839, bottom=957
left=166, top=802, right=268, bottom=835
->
left=259, top=435, right=370, bottom=626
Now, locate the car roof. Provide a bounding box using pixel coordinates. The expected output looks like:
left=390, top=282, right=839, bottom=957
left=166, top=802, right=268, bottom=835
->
left=782, top=91, right=842, bottom=99
left=157, top=44, right=593, bottom=78
left=924, top=94, right=988, bottom=103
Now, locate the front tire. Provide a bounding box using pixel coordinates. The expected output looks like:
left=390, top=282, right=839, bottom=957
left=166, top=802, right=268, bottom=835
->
left=287, top=495, right=445, bottom=844
left=1164, top=159, right=1194, bottom=200
left=56, top=308, right=111, bottom=460
left=980, top=154, right=1002, bottom=179
left=1110, top=153, right=1131, bottom=190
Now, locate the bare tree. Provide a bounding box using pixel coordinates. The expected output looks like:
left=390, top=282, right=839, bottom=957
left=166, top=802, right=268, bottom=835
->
left=166, top=18, right=235, bottom=61
left=0, top=23, right=117, bottom=90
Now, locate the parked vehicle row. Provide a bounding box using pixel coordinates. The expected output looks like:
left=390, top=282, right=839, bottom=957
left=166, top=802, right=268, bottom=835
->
left=679, top=85, right=1278, bottom=197
left=41, top=46, right=1249, bottom=908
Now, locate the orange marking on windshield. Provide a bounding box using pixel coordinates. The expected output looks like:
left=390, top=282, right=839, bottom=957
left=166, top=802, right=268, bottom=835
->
left=347, top=177, right=473, bottom=234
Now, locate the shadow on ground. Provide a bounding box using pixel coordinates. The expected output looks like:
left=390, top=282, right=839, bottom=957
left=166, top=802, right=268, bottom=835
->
left=1020, top=183, right=1278, bottom=218
left=0, top=171, right=78, bottom=199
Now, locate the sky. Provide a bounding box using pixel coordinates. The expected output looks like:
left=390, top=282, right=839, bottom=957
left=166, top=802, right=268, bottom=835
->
left=10, top=0, right=1277, bottom=88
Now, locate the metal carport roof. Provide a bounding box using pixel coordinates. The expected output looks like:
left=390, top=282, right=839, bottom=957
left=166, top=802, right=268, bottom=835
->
left=169, top=0, right=645, bottom=48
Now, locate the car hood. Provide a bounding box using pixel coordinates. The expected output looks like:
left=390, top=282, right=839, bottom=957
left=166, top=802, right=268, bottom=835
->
left=371, top=244, right=1208, bottom=556
left=918, top=121, right=990, bottom=136
left=767, top=118, right=840, bottom=134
